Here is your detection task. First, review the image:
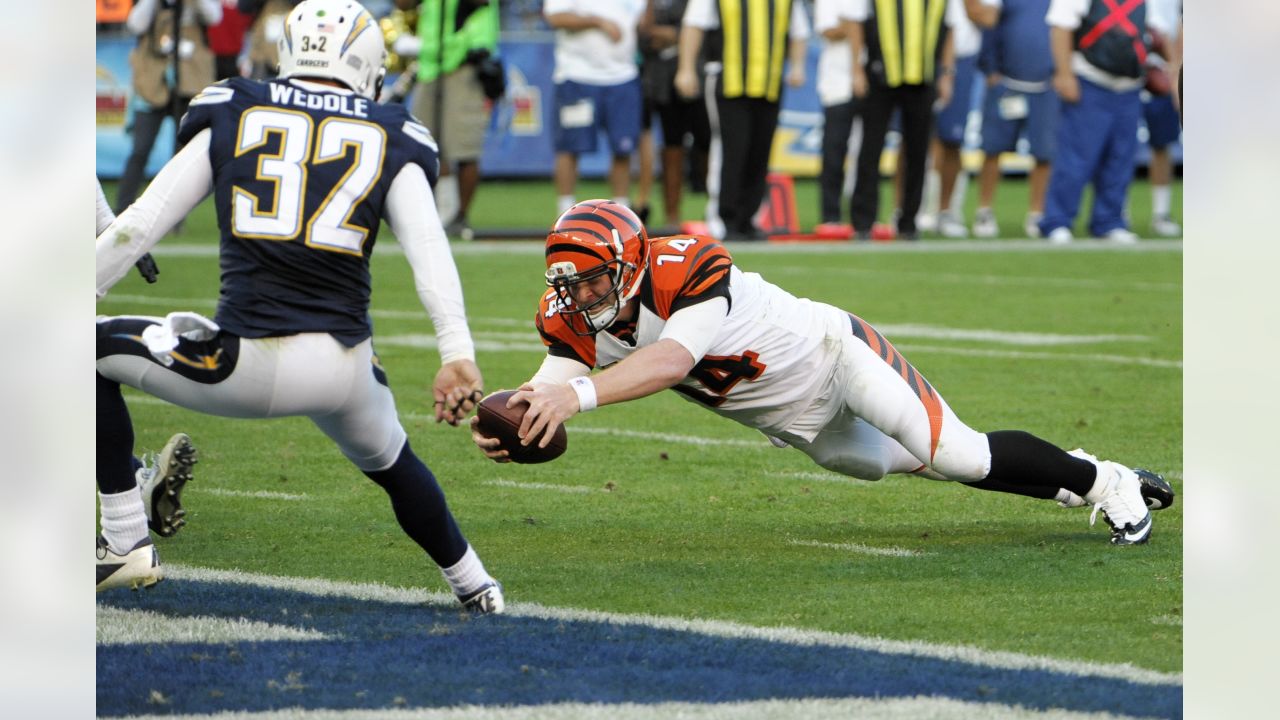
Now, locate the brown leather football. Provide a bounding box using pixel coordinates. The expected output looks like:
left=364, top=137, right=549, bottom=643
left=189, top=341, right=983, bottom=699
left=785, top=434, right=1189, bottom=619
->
left=476, top=390, right=568, bottom=464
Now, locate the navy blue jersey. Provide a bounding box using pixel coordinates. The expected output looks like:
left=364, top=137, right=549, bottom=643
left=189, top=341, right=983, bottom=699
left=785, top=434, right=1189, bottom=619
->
left=177, top=77, right=441, bottom=346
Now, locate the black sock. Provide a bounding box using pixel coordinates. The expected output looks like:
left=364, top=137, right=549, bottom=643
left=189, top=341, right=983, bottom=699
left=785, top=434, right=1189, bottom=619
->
left=363, top=442, right=468, bottom=569
left=963, top=477, right=1060, bottom=501
left=984, top=430, right=1096, bottom=497
left=97, top=372, right=138, bottom=494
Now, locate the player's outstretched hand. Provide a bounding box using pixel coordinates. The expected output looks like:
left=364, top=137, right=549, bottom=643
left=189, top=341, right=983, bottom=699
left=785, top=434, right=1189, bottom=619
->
left=470, top=415, right=510, bottom=462
left=433, top=359, right=484, bottom=426
left=511, top=382, right=578, bottom=450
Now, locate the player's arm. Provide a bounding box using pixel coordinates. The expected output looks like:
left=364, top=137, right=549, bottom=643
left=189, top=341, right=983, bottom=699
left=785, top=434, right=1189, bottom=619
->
left=471, top=353, right=590, bottom=461
left=675, top=0, right=713, bottom=99
left=965, top=0, right=1000, bottom=29
left=96, top=130, right=214, bottom=298
left=514, top=297, right=729, bottom=447
left=385, top=163, right=483, bottom=426
left=786, top=1, right=810, bottom=88
left=543, top=3, right=622, bottom=42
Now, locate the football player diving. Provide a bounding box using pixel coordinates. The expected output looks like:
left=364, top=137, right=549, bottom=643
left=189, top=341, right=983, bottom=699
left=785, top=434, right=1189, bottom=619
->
left=472, top=199, right=1175, bottom=545
left=95, top=0, right=503, bottom=613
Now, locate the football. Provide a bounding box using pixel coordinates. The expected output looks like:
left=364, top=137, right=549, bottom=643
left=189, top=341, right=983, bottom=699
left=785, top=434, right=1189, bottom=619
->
left=476, top=390, right=568, bottom=464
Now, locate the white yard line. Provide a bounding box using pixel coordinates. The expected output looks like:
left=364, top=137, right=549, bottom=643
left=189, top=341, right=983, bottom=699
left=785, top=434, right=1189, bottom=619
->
left=98, top=696, right=1154, bottom=720
left=124, top=565, right=1181, bottom=688
left=482, top=479, right=594, bottom=494
left=788, top=538, right=925, bottom=558
left=197, top=488, right=309, bottom=501
left=767, top=470, right=879, bottom=485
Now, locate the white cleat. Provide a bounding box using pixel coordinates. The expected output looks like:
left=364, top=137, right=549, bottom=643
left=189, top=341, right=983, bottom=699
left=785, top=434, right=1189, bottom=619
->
left=1071, top=449, right=1153, bottom=545
left=1102, top=227, right=1139, bottom=244
left=1046, top=227, right=1074, bottom=244
left=459, top=581, right=505, bottom=615
left=96, top=535, right=163, bottom=592
left=972, top=208, right=999, bottom=238
left=138, top=433, right=198, bottom=537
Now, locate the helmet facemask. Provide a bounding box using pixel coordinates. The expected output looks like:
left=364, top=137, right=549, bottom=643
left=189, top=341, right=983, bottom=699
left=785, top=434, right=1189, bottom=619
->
left=546, top=235, right=638, bottom=337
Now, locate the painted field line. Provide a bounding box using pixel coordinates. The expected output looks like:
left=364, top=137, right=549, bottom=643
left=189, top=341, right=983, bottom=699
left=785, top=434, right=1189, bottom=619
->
left=197, top=488, right=309, bottom=501
left=765, top=264, right=1180, bottom=293
left=894, top=343, right=1182, bottom=369
left=789, top=538, right=925, bottom=558
left=483, top=479, right=594, bottom=494
left=159, top=565, right=1182, bottom=687
left=96, top=606, right=331, bottom=645
left=767, top=470, right=877, bottom=485
left=1150, top=615, right=1182, bottom=627
left=99, top=696, right=1154, bottom=720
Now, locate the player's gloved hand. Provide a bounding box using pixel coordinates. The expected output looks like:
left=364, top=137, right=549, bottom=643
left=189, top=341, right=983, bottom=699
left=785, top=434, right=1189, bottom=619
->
left=433, top=359, right=484, bottom=426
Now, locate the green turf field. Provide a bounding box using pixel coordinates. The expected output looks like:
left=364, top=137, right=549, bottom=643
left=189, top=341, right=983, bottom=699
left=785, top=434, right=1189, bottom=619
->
left=97, top=184, right=1182, bottom=679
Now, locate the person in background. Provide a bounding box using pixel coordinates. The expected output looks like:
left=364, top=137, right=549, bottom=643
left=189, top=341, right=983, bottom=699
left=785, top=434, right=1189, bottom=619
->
left=637, top=0, right=711, bottom=231
left=676, top=0, right=809, bottom=241
left=399, top=0, right=502, bottom=240
left=1038, top=0, right=1148, bottom=244
left=1141, top=0, right=1181, bottom=237
left=207, top=1, right=254, bottom=80
left=544, top=0, right=648, bottom=216
left=240, top=0, right=299, bottom=80
left=847, top=0, right=954, bottom=241
left=116, top=0, right=223, bottom=213
left=920, top=0, right=983, bottom=239
left=813, top=0, right=861, bottom=238
left=966, top=0, right=1058, bottom=239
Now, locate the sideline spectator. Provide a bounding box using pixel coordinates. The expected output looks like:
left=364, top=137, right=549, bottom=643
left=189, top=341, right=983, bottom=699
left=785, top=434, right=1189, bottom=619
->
left=241, top=0, right=298, bottom=80
left=1038, top=0, right=1148, bottom=243
left=544, top=0, right=648, bottom=216
left=638, top=0, right=711, bottom=229
left=1142, top=0, right=1181, bottom=237
left=401, top=0, right=503, bottom=240
left=676, top=0, right=809, bottom=241
left=208, top=1, right=254, bottom=80
left=966, top=0, right=1057, bottom=239
left=814, top=0, right=861, bottom=236
left=116, top=0, right=223, bottom=213
left=923, top=0, right=983, bottom=238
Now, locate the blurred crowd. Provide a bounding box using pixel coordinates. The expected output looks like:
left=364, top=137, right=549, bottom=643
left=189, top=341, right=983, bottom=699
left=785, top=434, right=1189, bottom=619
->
left=98, top=0, right=1182, bottom=241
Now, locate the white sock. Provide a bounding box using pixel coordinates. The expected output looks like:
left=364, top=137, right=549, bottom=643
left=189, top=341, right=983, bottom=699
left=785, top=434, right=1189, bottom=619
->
left=440, top=545, right=495, bottom=597
left=435, top=175, right=459, bottom=227
left=948, top=171, right=969, bottom=215
left=1055, top=488, right=1087, bottom=508
left=1152, top=185, right=1171, bottom=217
left=557, top=194, right=576, bottom=215
left=99, top=488, right=149, bottom=553
left=921, top=169, right=941, bottom=217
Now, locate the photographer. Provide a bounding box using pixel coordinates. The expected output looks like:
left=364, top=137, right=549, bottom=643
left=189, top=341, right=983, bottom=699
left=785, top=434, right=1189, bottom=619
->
left=397, top=0, right=504, bottom=240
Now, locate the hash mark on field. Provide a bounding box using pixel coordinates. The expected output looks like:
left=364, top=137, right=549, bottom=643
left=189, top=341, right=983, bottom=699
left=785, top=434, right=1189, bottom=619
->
left=1149, top=615, right=1182, bottom=627
left=483, top=479, right=594, bottom=494
left=199, top=488, right=309, bottom=501
left=789, top=539, right=926, bottom=558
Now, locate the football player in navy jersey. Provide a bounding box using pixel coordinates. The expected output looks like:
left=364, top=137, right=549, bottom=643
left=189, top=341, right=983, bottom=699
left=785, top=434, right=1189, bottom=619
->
left=95, top=0, right=503, bottom=614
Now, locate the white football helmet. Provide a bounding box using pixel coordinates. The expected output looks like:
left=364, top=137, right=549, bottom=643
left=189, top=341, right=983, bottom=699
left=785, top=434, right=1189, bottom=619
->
left=277, top=0, right=386, bottom=99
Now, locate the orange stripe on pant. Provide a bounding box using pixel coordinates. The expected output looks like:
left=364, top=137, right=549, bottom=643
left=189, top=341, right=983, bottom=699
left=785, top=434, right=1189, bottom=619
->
left=848, top=314, right=944, bottom=461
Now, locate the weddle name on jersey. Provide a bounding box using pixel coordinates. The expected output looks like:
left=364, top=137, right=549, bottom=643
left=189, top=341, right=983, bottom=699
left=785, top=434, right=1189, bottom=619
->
left=268, top=83, right=372, bottom=118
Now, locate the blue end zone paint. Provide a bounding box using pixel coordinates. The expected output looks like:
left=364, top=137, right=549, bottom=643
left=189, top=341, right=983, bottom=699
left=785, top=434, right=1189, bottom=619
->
left=98, top=580, right=1182, bottom=718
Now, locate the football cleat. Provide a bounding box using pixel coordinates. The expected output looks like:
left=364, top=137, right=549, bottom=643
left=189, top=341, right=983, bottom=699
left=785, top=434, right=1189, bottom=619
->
left=458, top=581, right=505, bottom=615
left=138, top=433, right=198, bottom=537
left=96, top=535, right=162, bottom=592
left=1134, top=468, right=1176, bottom=511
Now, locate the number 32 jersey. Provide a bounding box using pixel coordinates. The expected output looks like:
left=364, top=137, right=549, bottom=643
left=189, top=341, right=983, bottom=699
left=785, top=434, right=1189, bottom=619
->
left=177, top=77, right=441, bottom=347
left=537, top=236, right=851, bottom=439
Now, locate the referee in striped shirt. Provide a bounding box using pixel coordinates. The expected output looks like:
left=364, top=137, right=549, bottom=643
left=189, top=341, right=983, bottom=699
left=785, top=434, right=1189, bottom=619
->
left=676, top=0, right=810, bottom=241
left=849, top=0, right=955, bottom=240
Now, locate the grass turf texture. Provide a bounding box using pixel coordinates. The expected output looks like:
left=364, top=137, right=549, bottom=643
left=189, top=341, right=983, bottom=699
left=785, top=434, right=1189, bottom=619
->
left=99, top=191, right=1182, bottom=678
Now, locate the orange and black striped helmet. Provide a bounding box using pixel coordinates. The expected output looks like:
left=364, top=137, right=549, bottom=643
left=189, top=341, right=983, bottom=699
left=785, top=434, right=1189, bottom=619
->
left=544, top=200, right=649, bottom=336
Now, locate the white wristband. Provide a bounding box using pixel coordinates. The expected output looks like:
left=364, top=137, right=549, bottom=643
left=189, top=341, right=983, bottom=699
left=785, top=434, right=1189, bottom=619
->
left=568, top=376, right=597, bottom=412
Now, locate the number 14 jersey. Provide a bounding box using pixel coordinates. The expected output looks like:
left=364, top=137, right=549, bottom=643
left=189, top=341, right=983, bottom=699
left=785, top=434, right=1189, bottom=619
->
left=177, top=77, right=441, bottom=347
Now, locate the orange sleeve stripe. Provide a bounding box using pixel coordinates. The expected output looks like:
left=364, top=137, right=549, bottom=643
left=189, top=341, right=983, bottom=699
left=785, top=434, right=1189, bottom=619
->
left=847, top=314, right=944, bottom=462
